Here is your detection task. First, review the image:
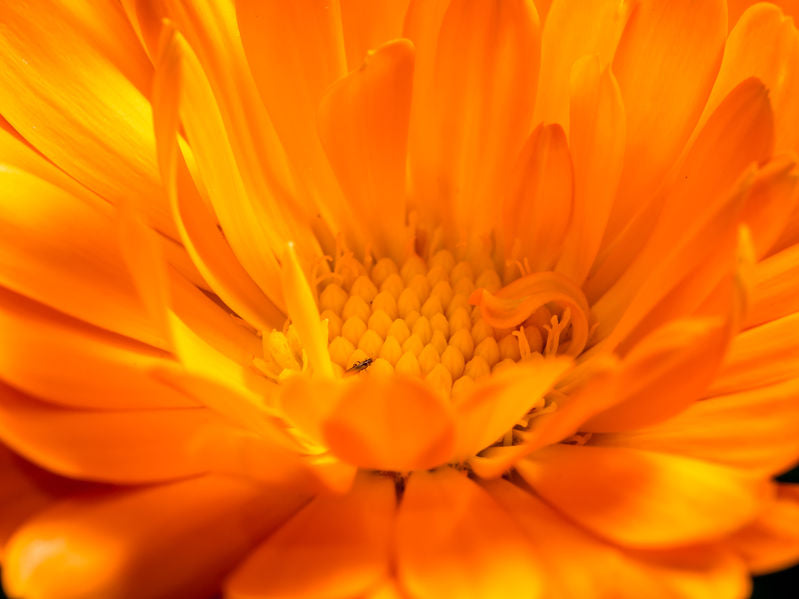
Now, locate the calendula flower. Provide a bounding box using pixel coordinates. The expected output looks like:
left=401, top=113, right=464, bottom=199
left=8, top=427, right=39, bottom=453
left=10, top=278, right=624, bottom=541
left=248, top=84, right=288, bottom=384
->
left=2, top=0, right=799, bottom=597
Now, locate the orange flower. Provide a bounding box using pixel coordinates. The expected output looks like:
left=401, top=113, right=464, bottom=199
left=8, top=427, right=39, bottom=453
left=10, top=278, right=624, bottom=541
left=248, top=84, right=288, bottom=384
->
left=1, top=0, right=799, bottom=597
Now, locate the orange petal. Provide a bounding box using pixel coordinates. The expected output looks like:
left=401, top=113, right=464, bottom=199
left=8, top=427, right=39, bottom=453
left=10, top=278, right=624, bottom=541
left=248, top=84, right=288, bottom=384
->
left=277, top=375, right=349, bottom=449
left=403, top=0, right=455, bottom=228
left=739, top=157, right=799, bottom=259
left=396, top=468, right=542, bottom=599
left=727, top=484, right=799, bottom=574
left=533, top=0, right=553, bottom=22
left=593, top=78, right=773, bottom=346
left=188, top=423, right=344, bottom=493
left=594, top=377, right=799, bottom=477
left=152, top=363, right=291, bottom=447
left=470, top=271, right=589, bottom=357
left=582, top=316, right=729, bottom=433
left=407, top=0, right=541, bottom=238
left=364, top=580, right=410, bottom=599
left=0, top=0, right=174, bottom=236
left=165, top=308, right=274, bottom=401
left=0, top=287, right=194, bottom=411
left=0, top=445, right=90, bottom=558
left=0, top=382, right=226, bottom=484
left=704, top=2, right=799, bottom=154
left=469, top=355, right=619, bottom=479
left=729, top=0, right=799, bottom=30
left=226, top=473, right=395, bottom=599
left=533, top=0, right=633, bottom=129
left=318, top=40, right=414, bottom=260
left=484, top=477, right=750, bottom=599
left=234, top=0, right=347, bottom=144
left=517, top=444, right=771, bottom=548
left=167, top=271, right=264, bottom=367
left=234, top=0, right=361, bottom=246
left=340, top=0, right=411, bottom=68
left=746, top=242, right=799, bottom=328
left=3, top=475, right=308, bottom=599
left=452, top=358, right=571, bottom=461
left=502, top=123, right=573, bottom=271
left=116, top=205, right=173, bottom=346
left=607, top=0, right=727, bottom=234
left=0, top=167, right=168, bottom=349
left=709, top=312, right=799, bottom=395
left=322, top=375, right=455, bottom=471
left=555, top=56, right=626, bottom=284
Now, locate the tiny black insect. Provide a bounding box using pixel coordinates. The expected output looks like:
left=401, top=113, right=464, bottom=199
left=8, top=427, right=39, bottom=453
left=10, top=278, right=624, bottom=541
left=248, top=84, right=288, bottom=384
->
left=346, top=358, right=373, bottom=373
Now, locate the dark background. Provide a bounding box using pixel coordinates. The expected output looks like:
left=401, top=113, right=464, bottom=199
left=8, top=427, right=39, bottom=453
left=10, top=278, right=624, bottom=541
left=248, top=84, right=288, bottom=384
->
left=1, top=465, right=798, bottom=598
left=750, top=466, right=799, bottom=598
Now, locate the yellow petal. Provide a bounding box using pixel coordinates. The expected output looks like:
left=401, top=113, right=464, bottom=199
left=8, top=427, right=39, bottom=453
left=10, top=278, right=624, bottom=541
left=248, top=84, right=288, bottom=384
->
left=143, top=0, right=301, bottom=229
left=0, top=118, right=104, bottom=205
left=281, top=242, right=335, bottom=378
left=150, top=12, right=285, bottom=331
left=0, top=0, right=173, bottom=236
left=155, top=28, right=286, bottom=312
left=0, top=167, right=167, bottom=349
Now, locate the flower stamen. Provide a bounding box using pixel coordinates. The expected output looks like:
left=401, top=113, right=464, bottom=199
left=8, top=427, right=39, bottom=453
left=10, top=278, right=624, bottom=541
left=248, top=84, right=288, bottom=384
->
left=286, top=240, right=586, bottom=399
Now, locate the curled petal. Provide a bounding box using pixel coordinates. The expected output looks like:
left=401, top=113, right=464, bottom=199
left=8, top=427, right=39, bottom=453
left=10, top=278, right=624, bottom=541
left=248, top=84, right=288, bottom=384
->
left=470, top=271, right=590, bottom=356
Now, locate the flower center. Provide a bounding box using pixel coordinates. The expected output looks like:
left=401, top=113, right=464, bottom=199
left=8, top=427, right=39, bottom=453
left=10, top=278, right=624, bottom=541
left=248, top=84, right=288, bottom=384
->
left=260, top=245, right=575, bottom=398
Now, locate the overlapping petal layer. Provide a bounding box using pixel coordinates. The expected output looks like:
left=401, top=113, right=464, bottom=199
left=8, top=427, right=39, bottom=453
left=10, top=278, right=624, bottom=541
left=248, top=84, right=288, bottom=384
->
left=0, top=1, right=798, bottom=598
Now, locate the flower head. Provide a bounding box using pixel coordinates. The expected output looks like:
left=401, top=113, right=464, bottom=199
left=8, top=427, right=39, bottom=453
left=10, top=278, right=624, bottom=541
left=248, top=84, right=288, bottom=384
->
left=1, top=0, right=799, bottom=597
